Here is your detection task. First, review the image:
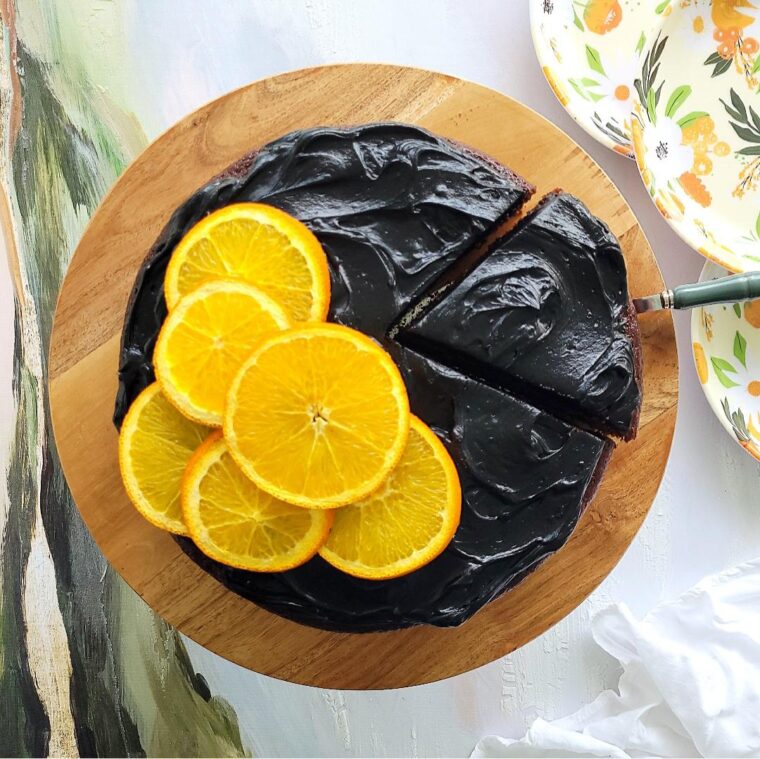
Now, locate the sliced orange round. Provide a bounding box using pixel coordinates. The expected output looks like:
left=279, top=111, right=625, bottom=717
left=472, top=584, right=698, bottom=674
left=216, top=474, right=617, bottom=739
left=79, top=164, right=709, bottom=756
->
left=182, top=432, right=333, bottom=571
left=118, top=382, right=209, bottom=535
left=154, top=280, right=290, bottom=426
left=319, top=416, right=461, bottom=580
left=164, top=202, right=330, bottom=322
left=225, top=323, right=410, bottom=509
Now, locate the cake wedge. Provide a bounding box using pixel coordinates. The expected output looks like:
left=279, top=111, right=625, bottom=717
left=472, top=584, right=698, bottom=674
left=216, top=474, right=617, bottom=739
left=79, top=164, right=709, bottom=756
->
left=398, top=192, right=643, bottom=439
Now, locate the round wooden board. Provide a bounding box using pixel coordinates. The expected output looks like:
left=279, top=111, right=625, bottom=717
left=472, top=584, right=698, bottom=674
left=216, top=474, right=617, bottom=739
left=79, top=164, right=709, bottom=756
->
left=49, top=64, right=678, bottom=690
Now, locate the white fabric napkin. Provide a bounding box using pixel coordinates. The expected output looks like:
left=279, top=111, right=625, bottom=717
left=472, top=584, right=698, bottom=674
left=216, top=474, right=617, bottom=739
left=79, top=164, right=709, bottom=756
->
left=472, top=558, right=760, bottom=758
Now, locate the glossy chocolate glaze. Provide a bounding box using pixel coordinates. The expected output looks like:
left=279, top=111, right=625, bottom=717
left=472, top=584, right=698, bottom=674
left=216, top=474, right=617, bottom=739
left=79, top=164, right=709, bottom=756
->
left=114, top=123, right=532, bottom=423
left=114, top=125, right=629, bottom=632
left=400, top=192, right=642, bottom=438
left=178, top=345, right=611, bottom=631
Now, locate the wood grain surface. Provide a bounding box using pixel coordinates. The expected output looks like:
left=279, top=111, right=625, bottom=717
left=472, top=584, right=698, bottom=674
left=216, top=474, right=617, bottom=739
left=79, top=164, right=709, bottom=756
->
left=48, top=64, right=678, bottom=690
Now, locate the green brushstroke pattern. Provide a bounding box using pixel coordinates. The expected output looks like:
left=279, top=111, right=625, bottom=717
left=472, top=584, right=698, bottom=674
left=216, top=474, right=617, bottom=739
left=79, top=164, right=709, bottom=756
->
left=0, top=2, right=248, bottom=755
left=0, top=308, right=50, bottom=757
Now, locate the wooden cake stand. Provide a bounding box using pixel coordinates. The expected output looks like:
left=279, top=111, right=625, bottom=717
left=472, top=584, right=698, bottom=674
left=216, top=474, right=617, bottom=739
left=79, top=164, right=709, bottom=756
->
left=48, top=64, right=678, bottom=689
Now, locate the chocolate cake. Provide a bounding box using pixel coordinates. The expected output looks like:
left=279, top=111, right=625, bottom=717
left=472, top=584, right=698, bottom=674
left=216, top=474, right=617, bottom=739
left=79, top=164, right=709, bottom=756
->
left=398, top=192, right=642, bottom=439
left=114, top=123, right=643, bottom=632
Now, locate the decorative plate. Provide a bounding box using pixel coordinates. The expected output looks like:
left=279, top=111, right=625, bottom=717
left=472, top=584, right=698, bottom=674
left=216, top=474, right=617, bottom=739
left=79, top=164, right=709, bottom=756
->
left=530, top=0, right=660, bottom=158
left=631, top=0, right=760, bottom=273
left=692, top=259, right=760, bottom=461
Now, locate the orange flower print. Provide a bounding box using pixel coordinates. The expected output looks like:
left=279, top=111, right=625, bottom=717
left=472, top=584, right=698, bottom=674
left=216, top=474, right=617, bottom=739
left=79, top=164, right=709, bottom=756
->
left=655, top=198, right=671, bottom=219
left=714, top=141, right=731, bottom=156
left=693, top=342, right=709, bottom=384
left=745, top=300, right=760, bottom=328
left=709, top=12, right=759, bottom=88
left=712, top=0, right=756, bottom=32
left=584, top=0, right=622, bottom=34
left=542, top=66, right=569, bottom=106
left=693, top=155, right=713, bottom=176
left=679, top=171, right=712, bottom=207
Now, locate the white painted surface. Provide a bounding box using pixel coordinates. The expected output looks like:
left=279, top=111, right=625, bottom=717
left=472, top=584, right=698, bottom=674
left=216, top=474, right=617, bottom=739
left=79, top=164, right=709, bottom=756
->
left=17, top=1, right=760, bottom=756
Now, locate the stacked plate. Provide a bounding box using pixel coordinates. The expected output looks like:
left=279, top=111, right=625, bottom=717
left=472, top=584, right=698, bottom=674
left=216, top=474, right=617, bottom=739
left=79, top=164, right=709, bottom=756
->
left=531, top=0, right=760, bottom=459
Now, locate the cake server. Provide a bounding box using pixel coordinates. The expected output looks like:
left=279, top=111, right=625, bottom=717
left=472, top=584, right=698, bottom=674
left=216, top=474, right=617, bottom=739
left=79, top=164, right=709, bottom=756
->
left=634, top=272, right=760, bottom=314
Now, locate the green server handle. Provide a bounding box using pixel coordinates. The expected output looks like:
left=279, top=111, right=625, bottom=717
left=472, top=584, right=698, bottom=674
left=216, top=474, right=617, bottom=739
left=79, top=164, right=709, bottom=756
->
left=673, top=272, right=760, bottom=309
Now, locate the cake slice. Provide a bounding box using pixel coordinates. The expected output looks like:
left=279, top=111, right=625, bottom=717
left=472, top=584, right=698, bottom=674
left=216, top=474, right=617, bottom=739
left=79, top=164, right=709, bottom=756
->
left=398, top=192, right=642, bottom=439
left=181, top=345, right=612, bottom=631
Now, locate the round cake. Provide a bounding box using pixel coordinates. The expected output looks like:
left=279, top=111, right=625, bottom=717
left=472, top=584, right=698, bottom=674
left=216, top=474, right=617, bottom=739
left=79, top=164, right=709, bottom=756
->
left=115, top=123, right=642, bottom=632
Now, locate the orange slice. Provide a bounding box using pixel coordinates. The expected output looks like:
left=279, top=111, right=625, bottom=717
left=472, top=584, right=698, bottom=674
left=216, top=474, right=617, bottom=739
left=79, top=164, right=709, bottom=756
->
left=164, top=202, right=330, bottom=322
left=319, top=416, right=461, bottom=579
left=182, top=432, right=333, bottom=571
left=225, top=323, right=410, bottom=509
left=154, top=280, right=290, bottom=426
left=118, top=382, right=209, bottom=535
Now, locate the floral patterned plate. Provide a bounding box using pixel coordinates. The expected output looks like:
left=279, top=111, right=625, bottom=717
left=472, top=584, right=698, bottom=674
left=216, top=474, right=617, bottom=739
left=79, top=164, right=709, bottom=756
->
left=532, top=0, right=760, bottom=273
left=692, top=259, right=760, bottom=460
left=530, top=0, right=660, bottom=158
left=631, top=0, right=760, bottom=273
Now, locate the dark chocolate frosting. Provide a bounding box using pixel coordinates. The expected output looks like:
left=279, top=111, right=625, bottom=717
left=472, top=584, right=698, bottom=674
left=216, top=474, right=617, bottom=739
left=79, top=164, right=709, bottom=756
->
left=114, top=124, right=633, bottom=632
left=178, top=345, right=610, bottom=631
left=115, top=123, right=532, bottom=424
left=400, top=192, right=642, bottom=438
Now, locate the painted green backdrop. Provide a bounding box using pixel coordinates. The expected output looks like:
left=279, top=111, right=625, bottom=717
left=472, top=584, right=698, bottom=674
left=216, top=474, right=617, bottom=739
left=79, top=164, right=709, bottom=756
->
left=0, top=2, right=248, bottom=754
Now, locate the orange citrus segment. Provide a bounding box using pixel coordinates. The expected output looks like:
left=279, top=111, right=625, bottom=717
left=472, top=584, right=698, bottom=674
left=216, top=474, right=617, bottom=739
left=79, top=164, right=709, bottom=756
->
left=319, top=416, right=461, bottom=579
left=225, top=323, right=410, bottom=509
left=164, top=202, right=330, bottom=322
left=118, top=382, right=209, bottom=535
left=154, top=280, right=290, bottom=426
left=182, top=432, right=333, bottom=571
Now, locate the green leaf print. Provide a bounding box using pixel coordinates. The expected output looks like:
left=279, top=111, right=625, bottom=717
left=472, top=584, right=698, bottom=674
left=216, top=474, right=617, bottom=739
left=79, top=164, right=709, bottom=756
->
left=705, top=50, right=735, bottom=77
left=677, top=111, right=709, bottom=128
left=752, top=56, right=760, bottom=75
left=730, top=123, right=760, bottom=143
left=750, top=105, right=760, bottom=134
left=665, top=85, right=691, bottom=117
left=655, top=0, right=671, bottom=13
left=569, top=79, right=603, bottom=102
left=712, top=58, right=733, bottom=77
left=646, top=88, right=657, bottom=124
left=734, top=331, right=747, bottom=368
left=731, top=88, right=748, bottom=119
left=755, top=211, right=760, bottom=239
left=737, top=146, right=760, bottom=155
left=734, top=303, right=743, bottom=317
left=711, top=357, right=740, bottom=388
left=585, top=45, right=605, bottom=76
left=573, top=6, right=584, bottom=30
left=568, top=79, right=589, bottom=101
left=569, top=78, right=604, bottom=103
left=636, top=32, right=646, bottom=55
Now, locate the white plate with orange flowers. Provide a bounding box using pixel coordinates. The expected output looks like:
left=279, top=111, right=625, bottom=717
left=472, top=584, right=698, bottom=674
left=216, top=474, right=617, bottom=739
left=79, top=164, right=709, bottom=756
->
left=631, top=0, right=760, bottom=273
left=693, top=260, right=760, bottom=461
left=530, top=0, right=655, bottom=158
left=532, top=0, right=760, bottom=274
